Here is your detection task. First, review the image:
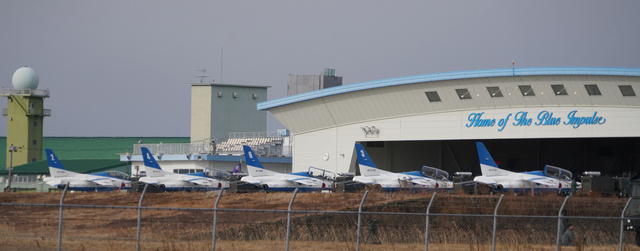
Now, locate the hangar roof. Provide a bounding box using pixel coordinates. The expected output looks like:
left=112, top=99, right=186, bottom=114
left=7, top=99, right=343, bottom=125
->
left=259, top=67, right=640, bottom=110
left=260, top=67, right=640, bottom=134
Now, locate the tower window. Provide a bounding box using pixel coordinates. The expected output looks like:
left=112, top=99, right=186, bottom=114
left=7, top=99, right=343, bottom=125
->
left=424, top=91, right=441, bottom=102
left=33, top=140, right=37, bottom=146
left=455, top=89, right=472, bottom=99
left=486, top=87, right=503, bottom=97
left=33, top=121, right=38, bottom=127
left=619, top=85, right=636, bottom=97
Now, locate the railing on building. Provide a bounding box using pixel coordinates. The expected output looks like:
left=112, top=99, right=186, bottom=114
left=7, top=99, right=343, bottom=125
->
left=1, top=88, right=50, bottom=97
left=127, top=134, right=292, bottom=157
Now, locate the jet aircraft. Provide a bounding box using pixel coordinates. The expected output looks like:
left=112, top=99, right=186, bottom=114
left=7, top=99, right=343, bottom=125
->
left=240, top=145, right=333, bottom=192
left=139, top=147, right=229, bottom=191
left=352, top=143, right=453, bottom=191
left=43, top=149, right=131, bottom=191
left=472, top=142, right=581, bottom=194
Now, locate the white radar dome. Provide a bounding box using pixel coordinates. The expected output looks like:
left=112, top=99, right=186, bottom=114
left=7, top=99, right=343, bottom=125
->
left=12, top=66, right=39, bottom=89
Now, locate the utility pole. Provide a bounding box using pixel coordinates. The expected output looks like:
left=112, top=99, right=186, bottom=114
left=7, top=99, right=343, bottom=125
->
left=6, top=144, right=22, bottom=192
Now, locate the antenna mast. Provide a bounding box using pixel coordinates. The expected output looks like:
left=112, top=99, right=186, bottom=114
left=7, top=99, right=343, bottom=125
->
left=220, top=46, right=224, bottom=83
left=196, top=69, right=212, bottom=83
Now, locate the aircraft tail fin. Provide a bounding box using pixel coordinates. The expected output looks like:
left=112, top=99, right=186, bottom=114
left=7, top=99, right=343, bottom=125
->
left=355, top=143, right=381, bottom=177
left=141, top=147, right=165, bottom=178
left=45, top=149, right=73, bottom=178
left=476, top=142, right=513, bottom=177
left=243, top=145, right=270, bottom=177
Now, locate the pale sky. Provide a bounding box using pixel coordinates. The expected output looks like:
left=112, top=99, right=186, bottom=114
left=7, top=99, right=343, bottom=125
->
left=2, top=1, right=639, bottom=137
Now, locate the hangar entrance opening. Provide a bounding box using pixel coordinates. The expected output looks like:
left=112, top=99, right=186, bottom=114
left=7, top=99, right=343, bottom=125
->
left=356, top=138, right=640, bottom=178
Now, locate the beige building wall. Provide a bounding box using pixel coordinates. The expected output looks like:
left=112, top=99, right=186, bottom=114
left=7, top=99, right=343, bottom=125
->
left=190, top=86, right=213, bottom=142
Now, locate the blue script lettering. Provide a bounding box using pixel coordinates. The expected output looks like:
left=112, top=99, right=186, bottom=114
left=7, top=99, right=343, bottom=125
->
left=512, top=111, right=532, bottom=126
left=497, top=114, right=512, bottom=132
left=564, top=110, right=606, bottom=128
left=535, top=111, right=561, bottom=126
left=466, top=112, right=496, bottom=127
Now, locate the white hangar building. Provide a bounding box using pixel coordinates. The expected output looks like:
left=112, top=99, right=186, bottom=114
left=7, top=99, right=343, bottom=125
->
left=259, top=67, right=640, bottom=177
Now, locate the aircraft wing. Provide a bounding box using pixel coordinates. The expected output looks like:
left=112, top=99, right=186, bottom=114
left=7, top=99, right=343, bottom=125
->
left=138, top=178, right=159, bottom=185
left=183, top=177, right=213, bottom=186
left=43, top=177, right=63, bottom=187
left=521, top=176, right=559, bottom=188
left=286, top=176, right=318, bottom=186
left=410, top=178, right=433, bottom=186
left=89, top=177, right=118, bottom=186
left=473, top=177, right=500, bottom=188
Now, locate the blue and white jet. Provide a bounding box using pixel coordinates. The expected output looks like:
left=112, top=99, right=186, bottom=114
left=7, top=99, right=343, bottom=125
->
left=43, top=149, right=131, bottom=191
left=240, top=145, right=332, bottom=192
left=139, top=147, right=229, bottom=191
left=473, top=142, right=581, bottom=194
left=352, top=143, right=453, bottom=191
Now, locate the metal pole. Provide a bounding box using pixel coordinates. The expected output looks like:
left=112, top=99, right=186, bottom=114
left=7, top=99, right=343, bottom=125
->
left=57, top=182, right=69, bottom=251
left=6, top=145, right=20, bottom=192
left=425, top=192, right=437, bottom=251
left=492, top=194, right=504, bottom=251
left=619, top=197, right=633, bottom=250
left=556, top=195, right=570, bottom=250
left=286, top=188, right=298, bottom=251
left=212, top=189, right=224, bottom=251
left=356, top=190, right=369, bottom=251
left=136, top=184, right=149, bottom=251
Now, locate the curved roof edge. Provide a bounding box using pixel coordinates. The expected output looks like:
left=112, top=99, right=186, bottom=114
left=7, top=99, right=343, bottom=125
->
left=258, top=67, right=640, bottom=110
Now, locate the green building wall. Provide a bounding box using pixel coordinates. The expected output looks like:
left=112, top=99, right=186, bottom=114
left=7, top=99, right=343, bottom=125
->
left=0, top=137, right=189, bottom=169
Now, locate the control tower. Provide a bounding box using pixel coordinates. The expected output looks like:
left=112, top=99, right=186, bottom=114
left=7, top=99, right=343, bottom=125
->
left=2, top=67, right=50, bottom=166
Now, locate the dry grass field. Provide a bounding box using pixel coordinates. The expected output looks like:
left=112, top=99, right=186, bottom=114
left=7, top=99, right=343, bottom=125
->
left=0, top=190, right=638, bottom=250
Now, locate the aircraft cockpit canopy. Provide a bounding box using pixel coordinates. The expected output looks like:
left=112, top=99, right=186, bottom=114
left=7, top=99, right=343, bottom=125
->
left=421, top=166, right=449, bottom=181
left=204, top=167, right=233, bottom=180
left=105, top=171, right=130, bottom=180
left=544, top=165, right=573, bottom=181
left=308, top=166, right=337, bottom=181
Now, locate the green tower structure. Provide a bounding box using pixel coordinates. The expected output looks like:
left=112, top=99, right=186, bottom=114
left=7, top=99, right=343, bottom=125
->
left=2, top=67, right=50, bottom=167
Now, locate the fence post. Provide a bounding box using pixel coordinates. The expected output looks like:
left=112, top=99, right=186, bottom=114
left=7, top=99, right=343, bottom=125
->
left=212, top=189, right=224, bottom=251
left=286, top=188, right=299, bottom=251
left=356, top=190, right=369, bottom=251
left=619, top=197, right=633, bottom=250
left=425, top=192, right=437, bottom=251
left=491, top=194, right=504, bottom=251
left=556, top=195, right=570, bottom=250
left=57, top=182, right=70, bottom=251
left=136, top=184, right=149, bottom=251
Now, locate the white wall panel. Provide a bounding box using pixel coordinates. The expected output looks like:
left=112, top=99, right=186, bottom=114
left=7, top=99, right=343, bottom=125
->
left=291, top=106, right=640, bottom=173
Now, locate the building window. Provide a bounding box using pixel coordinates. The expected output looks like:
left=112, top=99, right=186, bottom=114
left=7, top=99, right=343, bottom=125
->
left=518, top=85, right=535, bottom=96
left=217, top=92, right=223, bottom=97
left=425, top=91, right=441, bottom=102
left=252, top=93, right=258, bottom=99
left=486, top=87, right=503, bottom=97
left=551, top=85, right=568, bottom=95
left=33, top=121, right=38, bottom=127
left=455, top=89, right=472, bottom=99
left=32, top=140, right=37, bottom=146
left=584, top=84, right=601, bottom=96
left=619, top=85, right=636, bottom=97
left=233, top=92, right=238, bottom=98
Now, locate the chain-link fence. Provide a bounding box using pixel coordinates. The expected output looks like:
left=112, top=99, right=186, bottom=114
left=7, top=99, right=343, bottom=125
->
left=1, top=187, right=639, bottom=250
